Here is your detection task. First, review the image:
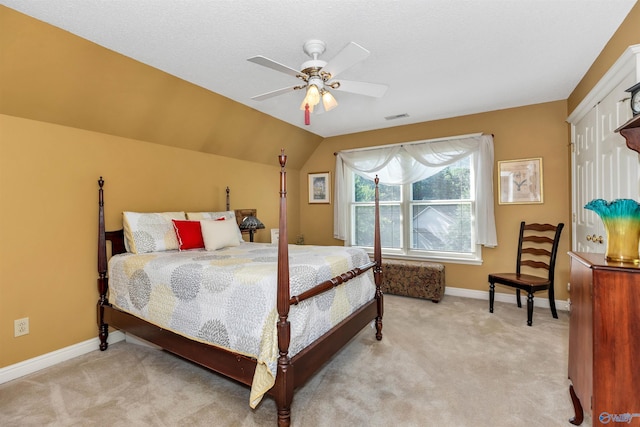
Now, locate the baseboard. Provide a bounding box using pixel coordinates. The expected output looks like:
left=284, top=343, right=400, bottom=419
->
left=0, top=331, right=125, bottom=385
left=444, top=286, right=570, bottom=311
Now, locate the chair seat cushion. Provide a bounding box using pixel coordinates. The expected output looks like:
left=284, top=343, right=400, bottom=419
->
left=488, top=272, right=550, bottom=291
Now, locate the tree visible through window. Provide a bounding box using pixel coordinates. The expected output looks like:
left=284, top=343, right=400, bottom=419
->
left=352, top=156, right=475, bottom=258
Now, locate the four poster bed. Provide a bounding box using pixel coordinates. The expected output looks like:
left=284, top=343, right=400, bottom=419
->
left=96, top=151, right=383, bottom=426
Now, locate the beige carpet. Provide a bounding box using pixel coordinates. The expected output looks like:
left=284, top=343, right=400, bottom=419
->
left=0, top=295, right=588, bottom=427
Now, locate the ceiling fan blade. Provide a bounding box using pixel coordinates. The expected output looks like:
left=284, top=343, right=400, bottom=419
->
left=251, top=86, right=297, bottom=101
left=247, top=56, right=305, bottom=79
left=322, top=42, right=370, bottom=78
left=333, top=80, right=388, bottom=98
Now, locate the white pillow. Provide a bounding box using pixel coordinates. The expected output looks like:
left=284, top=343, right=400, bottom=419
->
left=122, top=211, right=186, bottom=254
left=201, top=219, right=242, bottom=251
left=186, top=211, right=232, bottom=221
left=186, top=211, right=243, bottom=243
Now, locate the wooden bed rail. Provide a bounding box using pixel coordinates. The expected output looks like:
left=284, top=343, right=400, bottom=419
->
left=289, top=261, right=376, bottom=305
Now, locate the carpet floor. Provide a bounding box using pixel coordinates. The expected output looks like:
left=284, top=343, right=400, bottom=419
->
left=0, top=295, right=588, bottom=427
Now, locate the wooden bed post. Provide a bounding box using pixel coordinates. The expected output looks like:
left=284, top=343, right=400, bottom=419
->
left=275, top=149, right=294, bottom=427
left=373, top=176, right=383, bottom=340
left=97, top=177, right=109, bottom=351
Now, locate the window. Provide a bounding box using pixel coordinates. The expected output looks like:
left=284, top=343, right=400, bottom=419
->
left=351, top=156, right=479, bottom=262
left=334, top=133, right=496, bottom=264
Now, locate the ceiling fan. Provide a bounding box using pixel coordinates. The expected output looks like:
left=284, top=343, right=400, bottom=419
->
left=247, top=40, right=388, bottom=121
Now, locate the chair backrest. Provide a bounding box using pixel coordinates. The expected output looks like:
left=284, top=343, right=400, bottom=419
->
left=515, top=222, right=564, bottom=281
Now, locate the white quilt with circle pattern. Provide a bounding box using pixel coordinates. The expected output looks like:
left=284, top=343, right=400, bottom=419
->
left=108, top=242, right=376, bottom=407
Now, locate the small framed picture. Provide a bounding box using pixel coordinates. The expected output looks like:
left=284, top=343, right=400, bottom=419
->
left=308, top=172, right=331, bottom=204
left=498, top=158, right=544, bottom=204
left=270, top=228, right=279, bottom=244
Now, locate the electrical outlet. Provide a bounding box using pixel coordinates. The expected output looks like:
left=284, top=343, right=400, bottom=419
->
left=14, top=317, right=29, bottom=337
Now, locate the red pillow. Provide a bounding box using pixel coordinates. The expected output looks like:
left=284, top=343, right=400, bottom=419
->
left=172, top=220, right=205, bottom=250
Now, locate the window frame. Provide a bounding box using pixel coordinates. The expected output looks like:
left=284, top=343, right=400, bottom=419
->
left=348, top=154, right=483, bottom=265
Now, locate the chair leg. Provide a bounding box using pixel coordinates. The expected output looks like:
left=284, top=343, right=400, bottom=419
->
left=516, top=289, right=522, bottom=308
left=489, top=282, right=495, bottom=313
left=548, top=286, right=558, bottom=319
left=526, top=292, right=534, bottom=326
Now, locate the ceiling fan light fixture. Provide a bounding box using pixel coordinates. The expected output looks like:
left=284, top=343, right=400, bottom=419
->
left=249, top=39, right=387, bottom=118
left=306, top=84, right=320, bottom=106
left=300, top=84, right=320, bottom=111
left=300, top=96, right=314, bottom=113
left=321, top=90, right=338, bottom=111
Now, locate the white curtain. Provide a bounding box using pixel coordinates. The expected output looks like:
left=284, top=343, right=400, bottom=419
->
left=334, top=133, right=497, bottom=247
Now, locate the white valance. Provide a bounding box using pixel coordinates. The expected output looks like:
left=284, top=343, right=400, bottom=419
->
left=334, top=133, right=497, bottom=247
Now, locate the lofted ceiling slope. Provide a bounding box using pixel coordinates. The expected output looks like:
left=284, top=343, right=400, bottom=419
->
left=0, top=6, right=322, bottom=169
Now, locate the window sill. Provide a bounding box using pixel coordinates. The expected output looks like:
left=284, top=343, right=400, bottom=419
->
left=363, top=250, right=483, bottom=266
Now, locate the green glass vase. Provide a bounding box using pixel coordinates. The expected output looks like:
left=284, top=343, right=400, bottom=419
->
left=584, top=199, right=640, bottom=263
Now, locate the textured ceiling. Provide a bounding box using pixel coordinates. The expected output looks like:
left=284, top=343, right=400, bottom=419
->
left=0, top=0, right=637, bottom=137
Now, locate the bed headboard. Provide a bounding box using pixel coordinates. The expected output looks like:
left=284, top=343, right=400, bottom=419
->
left=97, top=179, right=232, bottom=261
left=105, top=230, right=126, bottom=256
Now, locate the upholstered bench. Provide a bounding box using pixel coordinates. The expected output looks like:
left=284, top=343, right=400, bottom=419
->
left=381, top=259, right=445, bottom=302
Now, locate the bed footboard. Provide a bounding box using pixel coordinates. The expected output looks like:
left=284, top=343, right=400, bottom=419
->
left=97, top=177, right=126, bottom=351
left=358, top=175, right=384, bottom=341
left=96, top=150, right=382, bottom=427
left=273, top=153, right=382, bottom=426
left=289, top=261, right=376, bottom=306
left=97, top=177, right=109, bottom=351
left=373, top=176, right=383, bottom=341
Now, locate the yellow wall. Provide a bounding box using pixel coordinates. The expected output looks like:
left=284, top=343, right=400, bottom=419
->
left=0, top=114, right=300, bottom=367
left=300, top=101, right=572, bottom=300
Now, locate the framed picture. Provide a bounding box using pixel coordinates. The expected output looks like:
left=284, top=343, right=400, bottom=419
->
left=498, top=158, right=544, bottom=204
left=308, top=172, right=331, bottom=204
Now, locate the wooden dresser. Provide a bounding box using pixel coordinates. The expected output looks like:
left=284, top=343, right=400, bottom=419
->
left=567, top=252, right=640, bottom=426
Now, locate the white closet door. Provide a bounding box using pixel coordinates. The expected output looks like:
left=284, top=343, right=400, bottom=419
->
left=573, top=72, right=639, bottom=253
left=573, top=107, right=602, bottom=253
left=598, top=73, right=638, bottom=201
left=570, top=44, right=640, bottom=253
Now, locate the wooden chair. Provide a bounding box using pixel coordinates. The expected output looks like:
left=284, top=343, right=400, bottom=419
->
left=488, top=222, right=564, bottom=326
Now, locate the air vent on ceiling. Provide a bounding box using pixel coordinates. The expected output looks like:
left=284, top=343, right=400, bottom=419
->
left=385, top=113, right=409, bottom=121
